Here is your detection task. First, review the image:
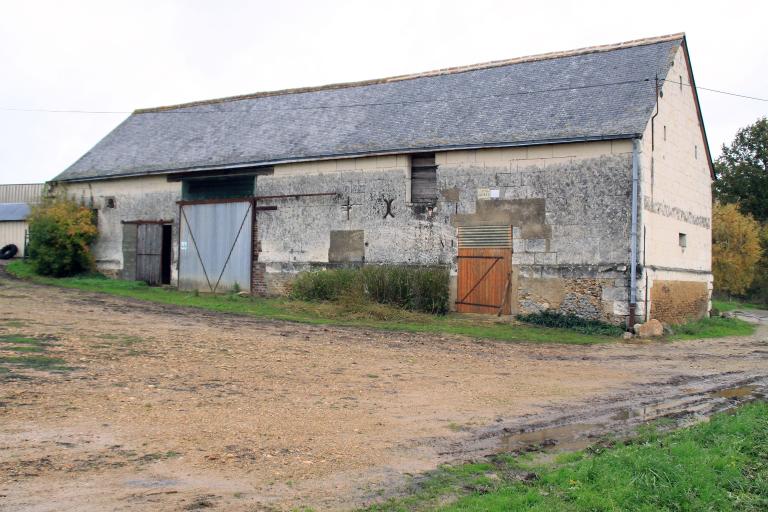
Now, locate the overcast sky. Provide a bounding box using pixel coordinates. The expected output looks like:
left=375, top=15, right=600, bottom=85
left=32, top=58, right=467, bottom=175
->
left=1, top=0, right=766, bottom=185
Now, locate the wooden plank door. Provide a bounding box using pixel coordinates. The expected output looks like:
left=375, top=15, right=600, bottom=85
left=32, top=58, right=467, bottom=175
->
left=456, top=226, right=512, bottom=315
left=136, top=223, right=163, bottom=285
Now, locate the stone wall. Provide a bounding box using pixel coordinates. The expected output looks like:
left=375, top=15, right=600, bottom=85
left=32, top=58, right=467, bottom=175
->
left=56, top=139, right=646, bottom=324
left=256, top=142, right=635, bottom=323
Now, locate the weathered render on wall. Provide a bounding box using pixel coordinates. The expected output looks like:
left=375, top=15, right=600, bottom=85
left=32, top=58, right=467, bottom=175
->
left=637, top=43, right=713, bottom=323
left=256, top=141, right=636, bottom=323
left=60, top=177, right=181, bottom=280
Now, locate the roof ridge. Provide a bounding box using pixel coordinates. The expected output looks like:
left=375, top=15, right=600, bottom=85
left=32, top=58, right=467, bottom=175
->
left=135, top=33, right=684, bottom=114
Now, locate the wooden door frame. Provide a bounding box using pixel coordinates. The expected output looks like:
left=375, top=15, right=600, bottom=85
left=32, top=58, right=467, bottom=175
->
left=455, top=225, right=513, bottom=315
left=124, top=220, right=174, bottom=286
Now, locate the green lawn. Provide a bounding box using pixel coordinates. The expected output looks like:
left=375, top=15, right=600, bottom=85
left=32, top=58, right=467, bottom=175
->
left=5, top=261, right=755, bottom=344
left=365, top=401, right=768, bottom=511
left=713, top=298, right=766, bottom=312
left=5, top=261, right=614, bottom=345
left=668, top=316, right=756, bottom=340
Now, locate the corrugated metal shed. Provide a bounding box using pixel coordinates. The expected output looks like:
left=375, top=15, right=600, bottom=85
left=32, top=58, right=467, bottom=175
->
left=0, top=222, right=28, bottom=256
left=0, top=183, right=45, bottom=204
left=0, top=203, right=31, bottom=222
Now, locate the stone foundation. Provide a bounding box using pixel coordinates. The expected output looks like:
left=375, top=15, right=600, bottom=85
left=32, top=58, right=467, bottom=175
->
left=650, top=280, right=709, bottom=324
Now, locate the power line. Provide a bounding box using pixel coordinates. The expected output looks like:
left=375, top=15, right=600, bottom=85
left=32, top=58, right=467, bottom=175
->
left=661, top=78, right=768, bottom=102
left=1, top=77, right=765, bottom=115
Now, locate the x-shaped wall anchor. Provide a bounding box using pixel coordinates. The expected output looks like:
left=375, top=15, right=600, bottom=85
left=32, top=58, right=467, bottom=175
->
left=382, top=198, right=395, bottom=219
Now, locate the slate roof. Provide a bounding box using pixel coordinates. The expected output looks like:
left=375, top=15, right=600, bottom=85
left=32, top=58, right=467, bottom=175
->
left=0, top=203, right=31, bottom=222
left=55, top=34, right=684, bottom=182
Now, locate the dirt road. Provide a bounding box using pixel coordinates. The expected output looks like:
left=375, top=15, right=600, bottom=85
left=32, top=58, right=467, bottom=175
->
left=1, top=272, right=766, bottom=511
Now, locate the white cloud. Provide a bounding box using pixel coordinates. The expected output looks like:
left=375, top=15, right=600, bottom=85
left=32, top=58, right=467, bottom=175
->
left=1, top=0, right=766, bottom=183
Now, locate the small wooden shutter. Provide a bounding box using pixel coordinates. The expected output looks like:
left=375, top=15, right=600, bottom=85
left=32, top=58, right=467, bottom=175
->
left=411, top=153, right=437, bottom=203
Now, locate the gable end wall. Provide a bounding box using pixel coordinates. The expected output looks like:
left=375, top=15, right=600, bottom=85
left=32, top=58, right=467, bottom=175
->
left=637, top=44, right=713, bottom=324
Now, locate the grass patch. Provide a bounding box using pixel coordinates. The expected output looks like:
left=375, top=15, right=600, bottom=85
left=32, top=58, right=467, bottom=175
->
left=4, top=344, right=46, bottom=353
left=2, top=320, right=28, bottom=328
left=0, top=334, right=67, bottom=374
left=517, top=311, right=625, bottom=336
left=713, top=298, right=765, bottom=312
left=669, top=316, right=756, bottom=340
left=365, top=401, right=768, bottom=511
left=0, top=354, right=71, bottom=372
left=0, top=335, right=48, bottom=346
left=7, top=260, right=617, bottom=345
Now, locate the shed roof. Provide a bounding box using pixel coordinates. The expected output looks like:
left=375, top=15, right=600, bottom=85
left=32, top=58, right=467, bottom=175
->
left=55, top=34, right=684, bottom=182
left=0, top=203, right=31, bottom=222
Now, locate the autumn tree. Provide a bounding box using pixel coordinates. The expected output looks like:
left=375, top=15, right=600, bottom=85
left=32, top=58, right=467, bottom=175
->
left=712, top=203, right=762, bottom=297
left=747, top=223, right=768, bottom=304
left=714, top=117, right=768, bottom=222
left=27, top=197, right=98, bottom=277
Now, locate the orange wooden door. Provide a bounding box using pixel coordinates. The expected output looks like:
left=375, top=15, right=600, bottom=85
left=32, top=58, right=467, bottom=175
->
left=456, top=246, right=512, bottom=315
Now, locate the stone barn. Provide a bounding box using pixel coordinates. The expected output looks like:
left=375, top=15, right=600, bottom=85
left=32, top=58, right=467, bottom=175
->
left=51, top=33, right=713, bottom=326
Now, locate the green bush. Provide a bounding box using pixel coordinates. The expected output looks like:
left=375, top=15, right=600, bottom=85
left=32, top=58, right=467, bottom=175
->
left=27, top=198, right=98, bottom=277
left=517, top=310, right=625, bottom=336
left=290, top=265, right=450, bottom=314
left=290, top=268, right=360, bottom=302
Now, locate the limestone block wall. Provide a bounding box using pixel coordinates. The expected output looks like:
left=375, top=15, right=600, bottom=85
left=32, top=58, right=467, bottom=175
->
left=637, top=44, right=713, bottom=323
left=257, top=141, right=635, bottom=323
left=58, top=177, right=181, bottom=281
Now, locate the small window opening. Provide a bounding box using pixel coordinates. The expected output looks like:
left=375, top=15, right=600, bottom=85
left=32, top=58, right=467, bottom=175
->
left=695, top=145, right=698, bottom=159
left=679, top=233, right=687, bottom=248
left=663, top=125, right=667, bottom=141
left=679, top=75, right=683, bottom=91
left=410, top=153, right=437, bottom=204
left=105, top=197, right=116, bottom=209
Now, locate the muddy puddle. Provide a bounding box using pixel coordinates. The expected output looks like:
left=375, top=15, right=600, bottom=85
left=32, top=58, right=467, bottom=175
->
left=711, top=385, right=759, bottom=399
left=498, top=423, right=603, bottom=453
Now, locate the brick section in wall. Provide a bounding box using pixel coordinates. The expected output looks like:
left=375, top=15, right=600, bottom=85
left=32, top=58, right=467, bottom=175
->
left=650, top=280, right=708, bottom=324
left=250, top=213, right=267, bottom=296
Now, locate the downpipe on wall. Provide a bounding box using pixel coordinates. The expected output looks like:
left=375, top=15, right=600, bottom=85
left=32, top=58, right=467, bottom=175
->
left=629, top=138, right=640, bottom=328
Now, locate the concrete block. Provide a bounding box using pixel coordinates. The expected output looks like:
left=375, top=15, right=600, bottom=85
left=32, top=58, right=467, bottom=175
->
left=602, top=286, right=628, bottom=302
left=513, top=239, right=526, bottom=253
left=521, top=223, right=552, bottom=239
left=534, top=252, right=557, bottom=264
left=512, top=253, right=535, bottom=265
left=526, top=239, right=547, bottom=252
left=518, top=265, right=541, bottom=278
